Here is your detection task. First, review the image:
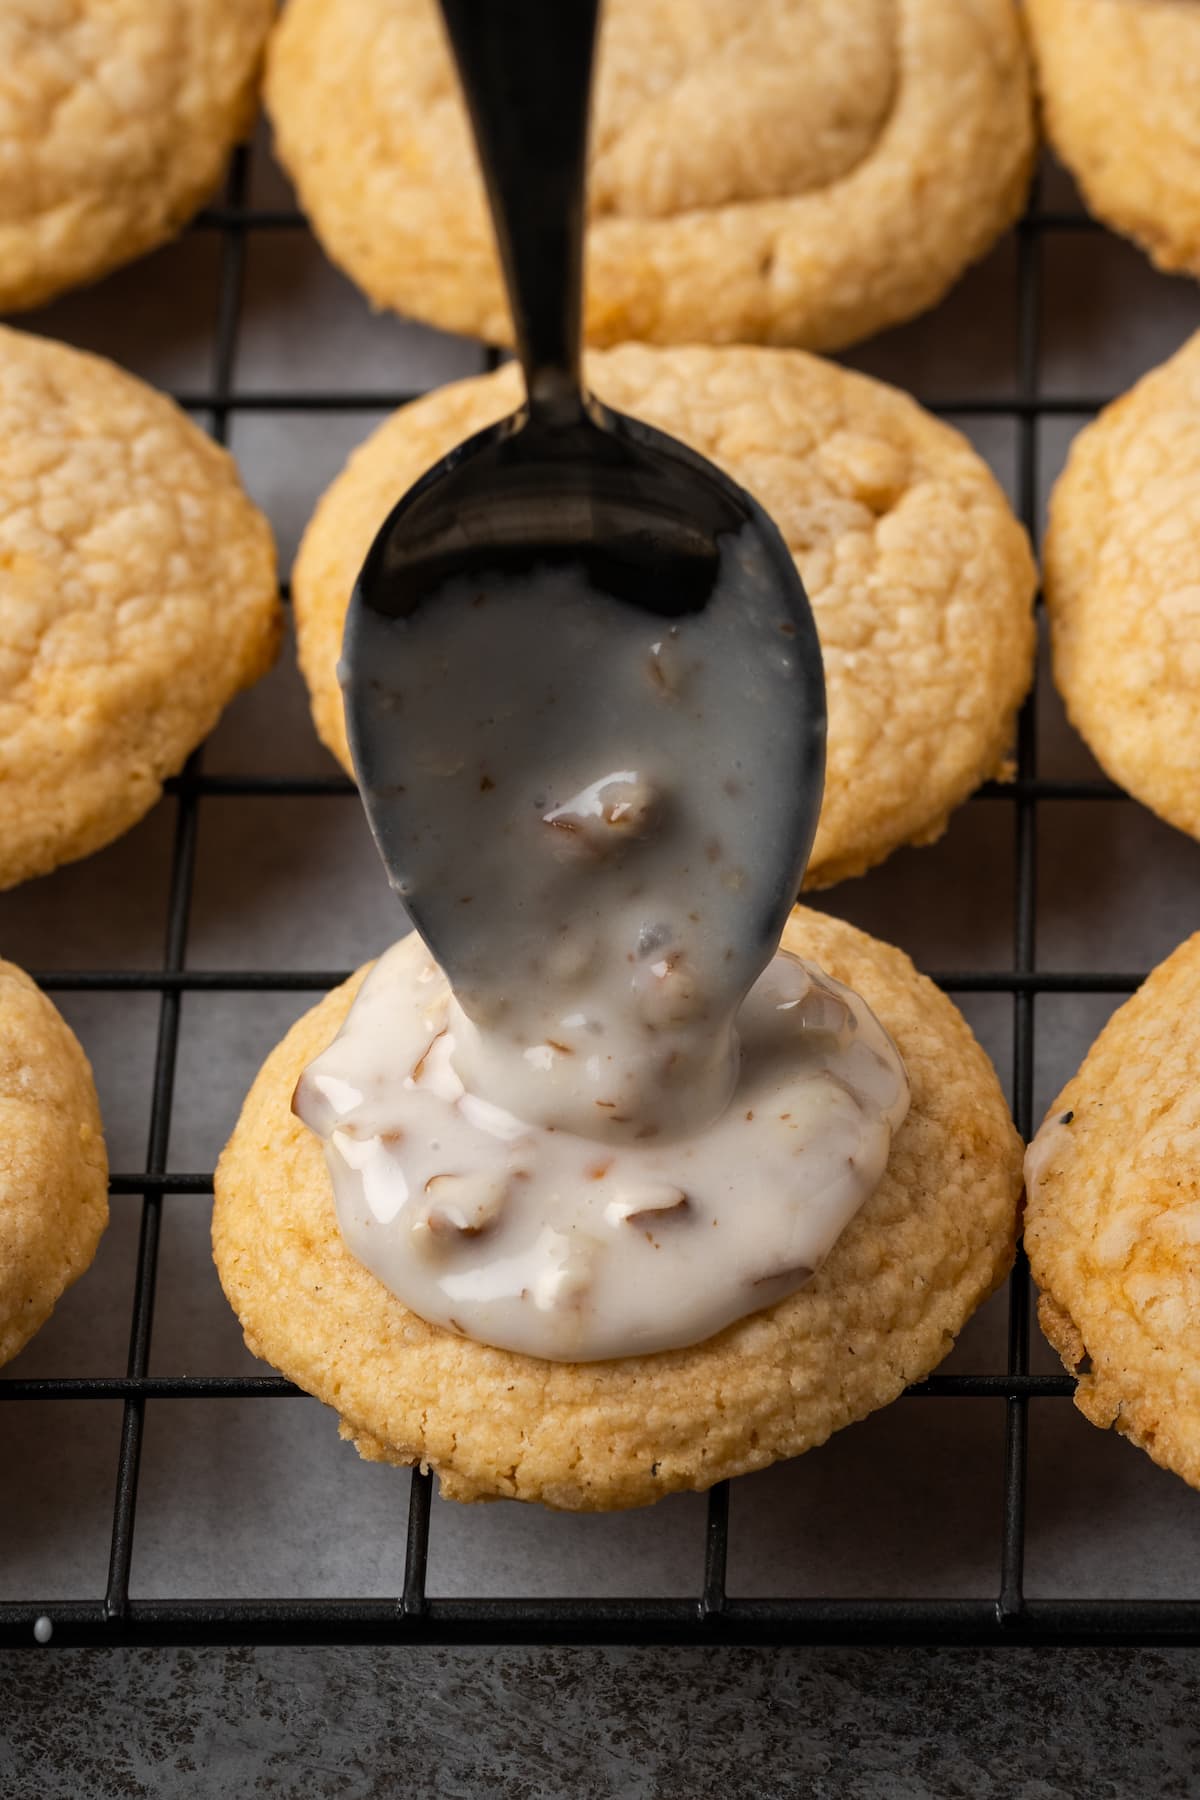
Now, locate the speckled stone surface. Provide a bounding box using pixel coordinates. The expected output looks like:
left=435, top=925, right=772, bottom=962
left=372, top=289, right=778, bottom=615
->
left=3, top=1645, right=1200, bottom=1797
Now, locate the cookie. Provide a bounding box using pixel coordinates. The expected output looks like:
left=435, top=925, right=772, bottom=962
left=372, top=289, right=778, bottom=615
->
left=1044, top=328, right=1200, bottom=842
left=1027, top=0, right=1200, bottom=278
left=0, top=325, right=280, bottom=891
left=265, top=0, right=1035, bottom=352
left=213, top=906, right=1022, bottom=1511
left=1026, top=934, right=1200, bottom=1490
left=293, top=345, right=1037, bottom=890
left=0, top=961, right=107, bottom=1369
left=0, top=0, right=274, bottom=313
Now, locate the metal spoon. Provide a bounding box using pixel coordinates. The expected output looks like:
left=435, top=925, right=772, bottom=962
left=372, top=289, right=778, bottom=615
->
left=341, top=0, right=826, bottom=1066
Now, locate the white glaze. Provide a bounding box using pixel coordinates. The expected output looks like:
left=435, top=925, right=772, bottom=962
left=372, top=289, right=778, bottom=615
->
left=1023, top=1110, right=1075, bottom=1197
left=342, top=543, right=821, bottom=1144
left=301, top=548, right=908, bottom=1360
left=293, top=933, right=910, bottom=1362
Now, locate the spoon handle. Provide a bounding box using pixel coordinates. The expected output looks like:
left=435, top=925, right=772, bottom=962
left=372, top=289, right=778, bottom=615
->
left=437, top=0, right=601, bottom=423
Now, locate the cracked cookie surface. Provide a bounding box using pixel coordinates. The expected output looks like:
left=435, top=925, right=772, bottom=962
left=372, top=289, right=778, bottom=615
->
left=1045, top=328, right=1200, bottom=842
left=213, top=907, right=1022, bottom=1511
left=265, top=0, right=1034, bottom=351
left=0, top=959, right=107, bottom=1369
left=1027, top=0, right=1200, bottom=278
left=0, top=0, right=274, bottom=312
left=292, top=345, right=1036, bottom=890
left=1026, top=933, right=1200, bottom=1490
left=0, top=325, right=280, bottom=890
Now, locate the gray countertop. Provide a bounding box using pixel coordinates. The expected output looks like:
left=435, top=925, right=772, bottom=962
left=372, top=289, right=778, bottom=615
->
left=5, top=1644, right=1200, bottom=1797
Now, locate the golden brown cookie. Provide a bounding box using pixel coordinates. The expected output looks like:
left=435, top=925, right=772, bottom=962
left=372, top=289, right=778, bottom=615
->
left=213, top=907, right=1022, bottom=1511
left=0, top=325, right=280, bottom=891
left=293, top=345, right=1037, bottom=889
left=0, top=0, right=274, bottom=312
left=265, top=0, right=1035, bottom=352
left=1027, top=0, right=1200, bottom=278
left=1044, top=328, right=1200, bottom=842
left=0, top=961, right=107, bottom=1368
left=1026, top=934, right=1200, bottom=1490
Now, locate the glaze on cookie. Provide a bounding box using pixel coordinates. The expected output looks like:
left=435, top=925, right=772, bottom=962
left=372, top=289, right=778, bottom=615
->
left=293, top=936, right=911, bottom=1362
left=214, top=907, right=1022, bottom=1510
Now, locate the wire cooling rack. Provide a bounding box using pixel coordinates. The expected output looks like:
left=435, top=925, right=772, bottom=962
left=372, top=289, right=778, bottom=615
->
left=0, top=140, right=1194, bottom=1651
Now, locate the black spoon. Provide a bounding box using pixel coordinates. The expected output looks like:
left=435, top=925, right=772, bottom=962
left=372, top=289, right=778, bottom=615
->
left=341, top=0, right=826, bottom=1044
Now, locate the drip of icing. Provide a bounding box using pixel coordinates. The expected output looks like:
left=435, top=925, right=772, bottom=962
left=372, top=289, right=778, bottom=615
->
left=294, top=934, right=909, bottom=1362
left=299, top=547, right=907, bottom=1361
left=341, top=540, right=821, bottom=1145
left=1024, top=1109, right=1075, bottom=1198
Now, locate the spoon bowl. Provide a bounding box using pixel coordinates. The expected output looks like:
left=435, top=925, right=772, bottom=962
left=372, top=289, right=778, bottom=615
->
left=351, top=389, right=755, bottom=617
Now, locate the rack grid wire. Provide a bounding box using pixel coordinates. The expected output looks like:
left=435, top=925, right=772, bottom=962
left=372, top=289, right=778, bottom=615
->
left=0, top=146, right=1192, bottom=1651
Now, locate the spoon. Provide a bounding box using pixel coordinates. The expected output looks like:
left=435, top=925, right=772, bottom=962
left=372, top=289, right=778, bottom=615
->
left=341, top=0, right=827, bottom=1133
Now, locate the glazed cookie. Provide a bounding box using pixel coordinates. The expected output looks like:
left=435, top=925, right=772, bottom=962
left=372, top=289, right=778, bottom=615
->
left=1026, top=934, right=1200, bottom=1490
left=293, top=345, right=1037, bottom=889
left=1027, top=0, right=1200, bottom=278
left=266, top=0, right=1034, bottom=352
left=0, top=326, right=280, bottom=890
left=0, top=961, right=107, bottom=1368
left=1044, top=328, right=1200, bottom=842
left=0, top=0, right=275, bottom=312
left=213, top=906, right=1022, bottom=1511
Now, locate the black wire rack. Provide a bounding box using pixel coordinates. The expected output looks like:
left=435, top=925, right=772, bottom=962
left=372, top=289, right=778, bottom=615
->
left=0, top=142, right=1194, bottom=1652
